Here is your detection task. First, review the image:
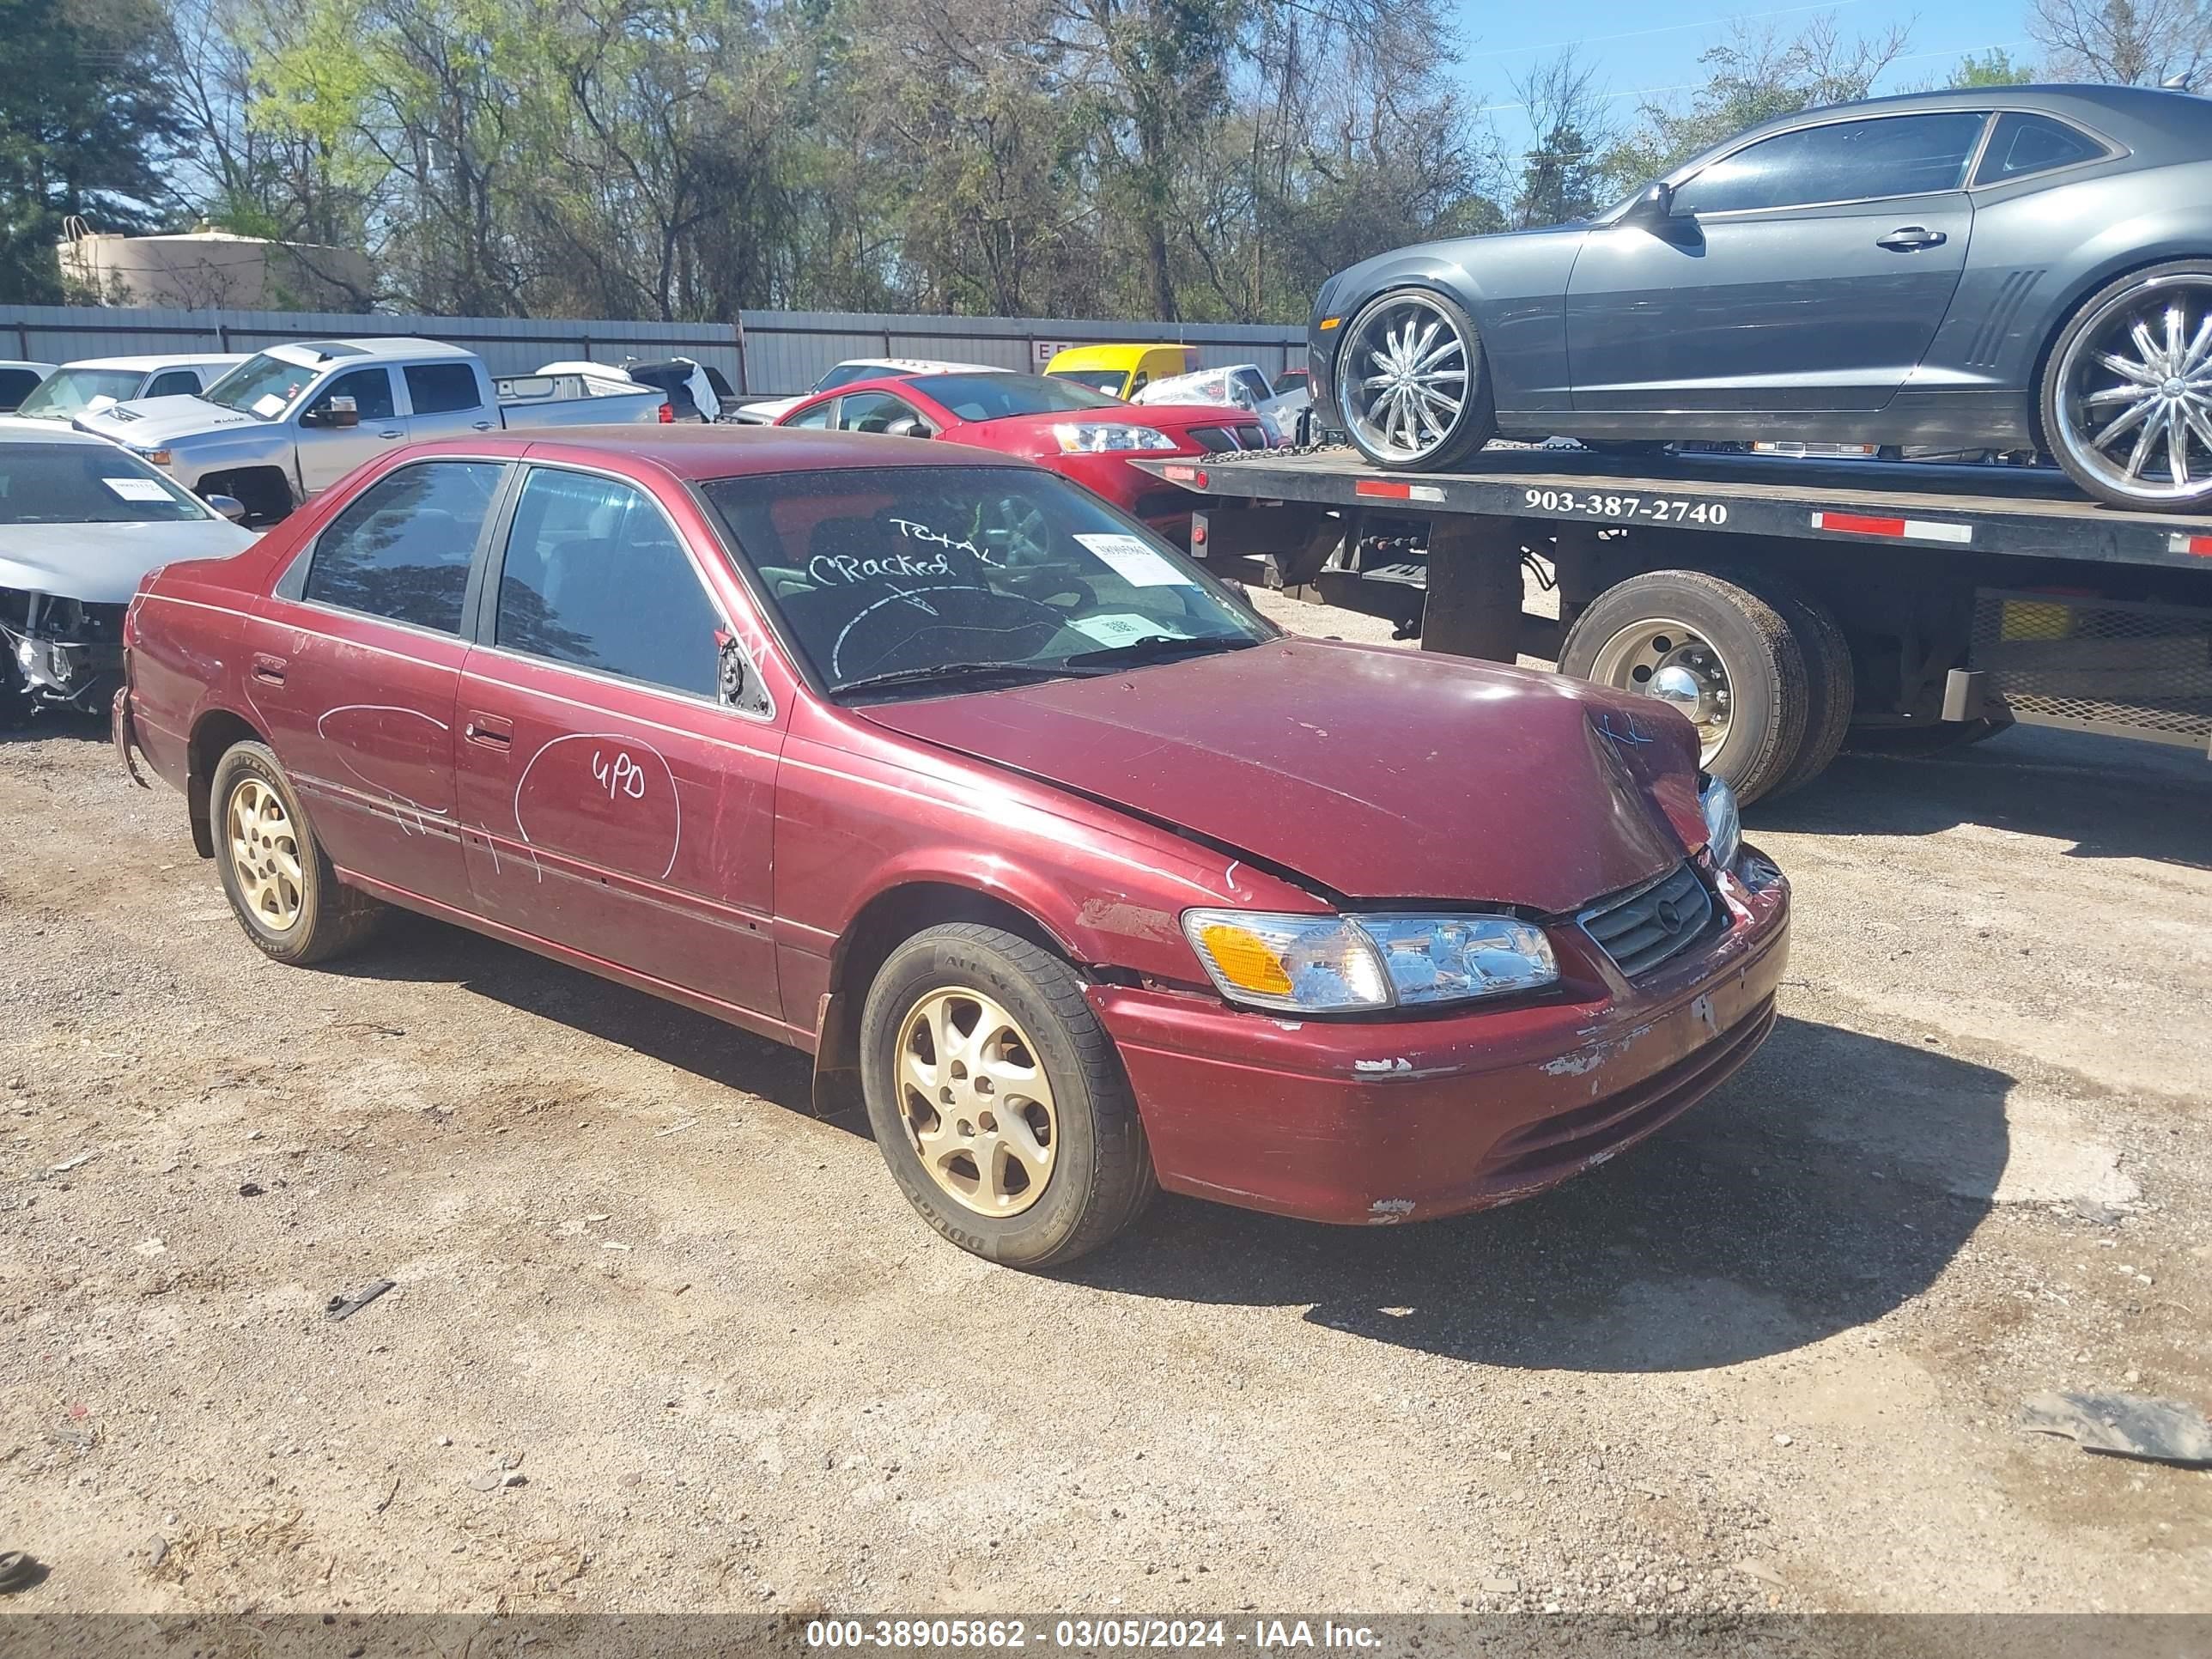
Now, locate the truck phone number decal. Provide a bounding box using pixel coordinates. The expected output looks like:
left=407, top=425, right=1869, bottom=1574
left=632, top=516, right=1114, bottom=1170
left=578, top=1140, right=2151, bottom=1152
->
left=1523, top=488, right=1730, bottom=525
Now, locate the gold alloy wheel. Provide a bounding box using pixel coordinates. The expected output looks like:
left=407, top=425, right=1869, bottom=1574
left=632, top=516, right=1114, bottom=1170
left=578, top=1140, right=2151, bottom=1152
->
left=226, top=775, right=304, bottom=932
left=896, top=988, right=1059, bottom=1217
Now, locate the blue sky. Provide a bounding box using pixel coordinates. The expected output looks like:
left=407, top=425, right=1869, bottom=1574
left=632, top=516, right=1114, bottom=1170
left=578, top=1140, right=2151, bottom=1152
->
left=1450, top=0, right=2037, bottom=148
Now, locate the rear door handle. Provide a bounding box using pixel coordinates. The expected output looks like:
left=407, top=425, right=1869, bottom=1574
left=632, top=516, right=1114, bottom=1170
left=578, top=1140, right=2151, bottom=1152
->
left=251, top=653, right=287, bottom=686
left=464, top=712, right=514, bottom=750
left=1875, top=226, right=1946, bottom=251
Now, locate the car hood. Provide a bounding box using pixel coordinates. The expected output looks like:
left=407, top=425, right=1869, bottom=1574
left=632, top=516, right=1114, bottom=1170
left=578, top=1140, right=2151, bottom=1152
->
left=73, top=394, right=260, bottom=447
left=0, top=517, right=257, bottom=605
left=861, top=638, right=1706, bottom=912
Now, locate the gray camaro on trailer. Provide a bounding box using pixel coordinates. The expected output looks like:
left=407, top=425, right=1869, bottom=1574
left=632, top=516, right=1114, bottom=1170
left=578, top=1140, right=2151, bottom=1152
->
left=1307, top=85, right=2212, bottom=514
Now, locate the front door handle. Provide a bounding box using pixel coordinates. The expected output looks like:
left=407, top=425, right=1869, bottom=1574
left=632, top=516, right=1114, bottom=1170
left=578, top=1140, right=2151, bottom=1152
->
left=1875, top=226, right=1947, bottom=251
left=464, top=711, right=514, bottom=750
left=251, top=653, right=287, bottom=686
left=470, top=419, right=495, bottom=431
left=376, top=428, right=405, bottom=440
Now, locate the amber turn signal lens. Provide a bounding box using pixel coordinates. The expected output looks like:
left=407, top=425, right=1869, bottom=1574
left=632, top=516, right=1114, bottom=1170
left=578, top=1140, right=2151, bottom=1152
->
left=1196, top=923, right=1295, bottom=996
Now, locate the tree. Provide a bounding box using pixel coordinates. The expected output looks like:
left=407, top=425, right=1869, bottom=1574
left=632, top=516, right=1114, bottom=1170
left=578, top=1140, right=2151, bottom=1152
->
left=1510, top=50, right=1612, bottom=229
left=2029, top=0, right=2212, bottom=85
left=1949, top=46, right=2039, bottom=85
left=0, top=0, right=180, bottom=302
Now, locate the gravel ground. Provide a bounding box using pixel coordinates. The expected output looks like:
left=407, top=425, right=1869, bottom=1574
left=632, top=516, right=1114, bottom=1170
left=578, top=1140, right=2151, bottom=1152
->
left=3, top=586, right=2209, bottom=1617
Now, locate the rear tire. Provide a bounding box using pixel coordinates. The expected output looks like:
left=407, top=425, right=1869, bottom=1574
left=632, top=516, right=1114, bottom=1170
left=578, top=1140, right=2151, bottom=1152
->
left=860, top=922, right=1156, bottom=1268
left=210, top=741, right=384, bottom=965
left=1741, top=577, right=1853, bottom=798
left=1558, top=570, right=1809, bottom=805
left=2039, top=258, right=2212, bottom=512
left=1334, top=287, right=1496, bottom=472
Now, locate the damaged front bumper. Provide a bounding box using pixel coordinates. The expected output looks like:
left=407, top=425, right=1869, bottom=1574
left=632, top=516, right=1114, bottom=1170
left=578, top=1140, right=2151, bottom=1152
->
left=1088, top=850, right=1790, bottom=1226
left=5, top=593, right=125, bottom=712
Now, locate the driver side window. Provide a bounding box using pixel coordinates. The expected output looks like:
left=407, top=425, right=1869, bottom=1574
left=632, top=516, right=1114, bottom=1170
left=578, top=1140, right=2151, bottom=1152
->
left=836, top=392, right=933, bottom=436
left=1674, top=112, right=1988, bottom=216
left=308, top=367, right=397, bottom=422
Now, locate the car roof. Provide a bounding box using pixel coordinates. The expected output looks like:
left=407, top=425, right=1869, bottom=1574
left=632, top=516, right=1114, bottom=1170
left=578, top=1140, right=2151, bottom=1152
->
left=416, top=424, right=1044, bottom=482
left=1704, top=82, right=2212, bottom=160
left=0, top=416, right=113, bottom=446
left=1044, top=344, right=1195, bottom=372
left=54, top=354, right=246, bottom=373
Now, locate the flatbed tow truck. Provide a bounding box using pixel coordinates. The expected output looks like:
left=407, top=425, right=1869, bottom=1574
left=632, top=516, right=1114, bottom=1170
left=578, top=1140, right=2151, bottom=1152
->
left=1145, top=444, right=2212, bottom=802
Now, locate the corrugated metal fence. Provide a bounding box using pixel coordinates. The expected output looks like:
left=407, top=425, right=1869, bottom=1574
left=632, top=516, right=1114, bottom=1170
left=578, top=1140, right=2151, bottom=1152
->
left=0, top=305, right=1309, bottom=396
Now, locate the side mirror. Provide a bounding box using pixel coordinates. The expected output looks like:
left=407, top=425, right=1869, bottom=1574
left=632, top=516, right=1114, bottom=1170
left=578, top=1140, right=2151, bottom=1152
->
left=1623, top=180, right=1675, bottom=228
left=306, top=396, right=360, bottom=429
left=204, top=493, right=247, bottom=524
left=884, top=416, right=932, bottom=440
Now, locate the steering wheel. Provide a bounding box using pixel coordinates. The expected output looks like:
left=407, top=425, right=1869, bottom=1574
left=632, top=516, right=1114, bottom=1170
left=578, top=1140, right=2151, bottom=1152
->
left=830, top=585, right=1074, bottom=680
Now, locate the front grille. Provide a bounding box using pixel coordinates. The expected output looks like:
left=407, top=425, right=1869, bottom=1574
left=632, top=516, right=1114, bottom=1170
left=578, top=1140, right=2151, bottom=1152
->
left=1971, top=588, right=2212, bottom=743
left=1579, top=861, right=1716, bottom=979
left=1233, top=422, right=1268, bottom=449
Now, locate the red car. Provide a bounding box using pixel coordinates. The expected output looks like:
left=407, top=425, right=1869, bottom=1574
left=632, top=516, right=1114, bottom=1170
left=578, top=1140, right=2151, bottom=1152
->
left=773, top=370, right=1272, bottom=545
left=115, top=427, right=1789, bottom=1267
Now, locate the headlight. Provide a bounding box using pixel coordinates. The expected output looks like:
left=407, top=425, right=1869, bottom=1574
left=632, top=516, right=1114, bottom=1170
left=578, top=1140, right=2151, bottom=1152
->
left=1181, top=908, right=1557, bottom=1013
left=131, top=446, right=172, bottom=466
left=1699, top=774, right=1741, bottom=870
left=1051, top=422, right=1180, bottom=453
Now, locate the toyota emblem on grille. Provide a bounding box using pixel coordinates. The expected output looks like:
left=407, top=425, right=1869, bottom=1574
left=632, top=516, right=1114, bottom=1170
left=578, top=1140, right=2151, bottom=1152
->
left=1654, top=895, right=1686, bottom=933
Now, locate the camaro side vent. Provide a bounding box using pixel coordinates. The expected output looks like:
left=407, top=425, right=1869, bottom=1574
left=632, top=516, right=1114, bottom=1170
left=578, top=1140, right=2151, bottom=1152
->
left=1579, top=862, right=1715, bottom=979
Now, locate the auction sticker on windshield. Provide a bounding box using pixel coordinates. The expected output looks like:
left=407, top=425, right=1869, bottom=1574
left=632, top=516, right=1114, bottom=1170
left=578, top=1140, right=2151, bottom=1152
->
left=1076, top=532, right=1193, bottom=586
left=1068, top=612, right=1189, bottom=647
left=102, top=477, right=173, bottom=502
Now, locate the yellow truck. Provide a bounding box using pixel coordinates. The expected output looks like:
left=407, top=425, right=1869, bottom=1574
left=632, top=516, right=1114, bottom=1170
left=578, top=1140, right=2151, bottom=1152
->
left=1042, top=343, right=1200, bottom=401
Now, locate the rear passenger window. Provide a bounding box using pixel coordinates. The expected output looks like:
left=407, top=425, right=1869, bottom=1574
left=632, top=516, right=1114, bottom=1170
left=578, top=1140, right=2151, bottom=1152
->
left=304, top=461, right=505, bottom=633
left=1973, top=112, right=2106, bottom=185
left=145, top=370, right=200, bottom=398
left=405, top=362, right=483, bottom=415
left=495, top=467, right=724, bottom=699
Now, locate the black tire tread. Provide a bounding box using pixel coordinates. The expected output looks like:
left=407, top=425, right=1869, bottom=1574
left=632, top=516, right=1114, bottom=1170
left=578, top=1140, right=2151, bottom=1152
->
left=210, top=740, right=384, bottom=965
left=1735, top=574, right=1854, bottom=799
left=1558, top=568, right=1808, bottom=805
left=863, top=922, right=1155, bottom=1268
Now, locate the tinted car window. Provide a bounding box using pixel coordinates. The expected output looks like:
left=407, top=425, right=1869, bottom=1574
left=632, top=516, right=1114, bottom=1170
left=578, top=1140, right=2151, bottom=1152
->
left=836, top=392, right=929, bottom=434
left=404, top=362, right=483, bottom=415
left=308, top=367, right=397, bottom=422
left=1676, top=112, right=1988, bottom=215
left=0, top=368, right=42, bottom=410
left=787, top=402, right=835, bottom=428
left=495, top=467, right=723, bottom=699
left=1973, top=112, right=2105, bottom=185
left=905, top=373, right=1122, bottom=421
left=814, top=363, right=886, bottom=392
left=143, top=369, right=200, bottom=398
left=304, top=461, right=504, bottom=633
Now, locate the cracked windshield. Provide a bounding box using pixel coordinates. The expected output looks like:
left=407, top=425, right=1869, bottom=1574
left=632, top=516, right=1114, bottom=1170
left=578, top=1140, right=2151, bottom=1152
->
left=705, top=465, right=1274, bottom=696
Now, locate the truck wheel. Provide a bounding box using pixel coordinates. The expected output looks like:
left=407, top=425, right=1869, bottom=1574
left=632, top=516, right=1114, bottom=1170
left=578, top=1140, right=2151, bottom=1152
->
left=1334, top=288, right=1496, bottom=472
left=210, top=741, right=384, bottom=965
left=2040, top=258, right=2212, bottom=511
left=860, top=922, right=1156, bottom=1268
left=1559, top=569, right=1808, bottom=805
left=1740, top=577, right=1854, bottom=798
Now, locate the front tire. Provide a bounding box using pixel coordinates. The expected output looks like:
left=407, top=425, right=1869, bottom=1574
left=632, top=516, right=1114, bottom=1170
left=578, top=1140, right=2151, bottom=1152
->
left=210, top=741, right=384, bottom=965
left=1335, top=288, right=1496, bottom=471
left=1559, top=570, right=1809, bottom=805
left=2040, top=259, right=2212, bottom=511
left=860, top=923, right=1155, bottom=1267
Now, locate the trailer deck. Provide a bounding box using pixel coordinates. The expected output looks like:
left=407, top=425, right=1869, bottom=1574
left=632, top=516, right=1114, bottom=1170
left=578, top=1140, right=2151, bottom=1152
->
left=1142, top=447, right=2212, bottom=573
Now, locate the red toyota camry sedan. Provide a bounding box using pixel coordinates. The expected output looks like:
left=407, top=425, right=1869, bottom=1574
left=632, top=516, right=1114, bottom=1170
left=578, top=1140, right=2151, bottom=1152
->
left=116, top=427, right=1789, bottom=1267
left=773, top=371, right=1273, bottom=546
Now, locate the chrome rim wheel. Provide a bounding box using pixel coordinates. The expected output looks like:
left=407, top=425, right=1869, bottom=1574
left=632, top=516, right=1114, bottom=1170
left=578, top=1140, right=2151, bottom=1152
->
left=2056, top=275, right=2212, bottom=503
left=226, top=775, right=303, bottom=932
left=1342, top=294, right=1470, bottom=464
left=1588, top=618, right=1735, bottom=765
left=895, top=988, right=1057, bottom=1217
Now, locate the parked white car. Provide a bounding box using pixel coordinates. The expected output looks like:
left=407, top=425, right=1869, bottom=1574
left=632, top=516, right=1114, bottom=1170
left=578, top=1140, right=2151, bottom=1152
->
left=733, top=356, right=1006, bottom=424
left=0, top=418, right=256, bottom=724
left=1133, top=363, right=1306, bottom=445
left=73, top=337, right=668, bottom=523
left=16, top=354, right=247, bottom=422
left=536, top=356, right=739, bottom=422
left=0, top=362, right=58, bottom=413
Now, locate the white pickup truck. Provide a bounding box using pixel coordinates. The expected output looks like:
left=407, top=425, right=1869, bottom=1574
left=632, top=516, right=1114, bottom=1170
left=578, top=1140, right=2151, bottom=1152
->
left=74, top=337, right=669, bottom=523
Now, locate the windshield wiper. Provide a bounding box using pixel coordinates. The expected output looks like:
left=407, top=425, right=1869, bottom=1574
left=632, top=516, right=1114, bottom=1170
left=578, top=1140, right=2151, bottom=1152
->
left=835, top=659, right=1078, bottom=698
left=1060, top=635, right=1255, bottom=670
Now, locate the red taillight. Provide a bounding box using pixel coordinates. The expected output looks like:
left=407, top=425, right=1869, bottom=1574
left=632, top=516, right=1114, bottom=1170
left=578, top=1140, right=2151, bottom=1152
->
left=658, top=402, right=675, bottom=423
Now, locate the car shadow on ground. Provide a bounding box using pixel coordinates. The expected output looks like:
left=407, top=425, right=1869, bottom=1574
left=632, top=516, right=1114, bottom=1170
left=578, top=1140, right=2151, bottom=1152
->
left=1, top=709, right=108, bottom=744
left=1067, top=1014, right=2013, bottom=1373
left=324, top=909, right=829, bottom=1122
left=1753, top=724, right=2212, bottom=870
